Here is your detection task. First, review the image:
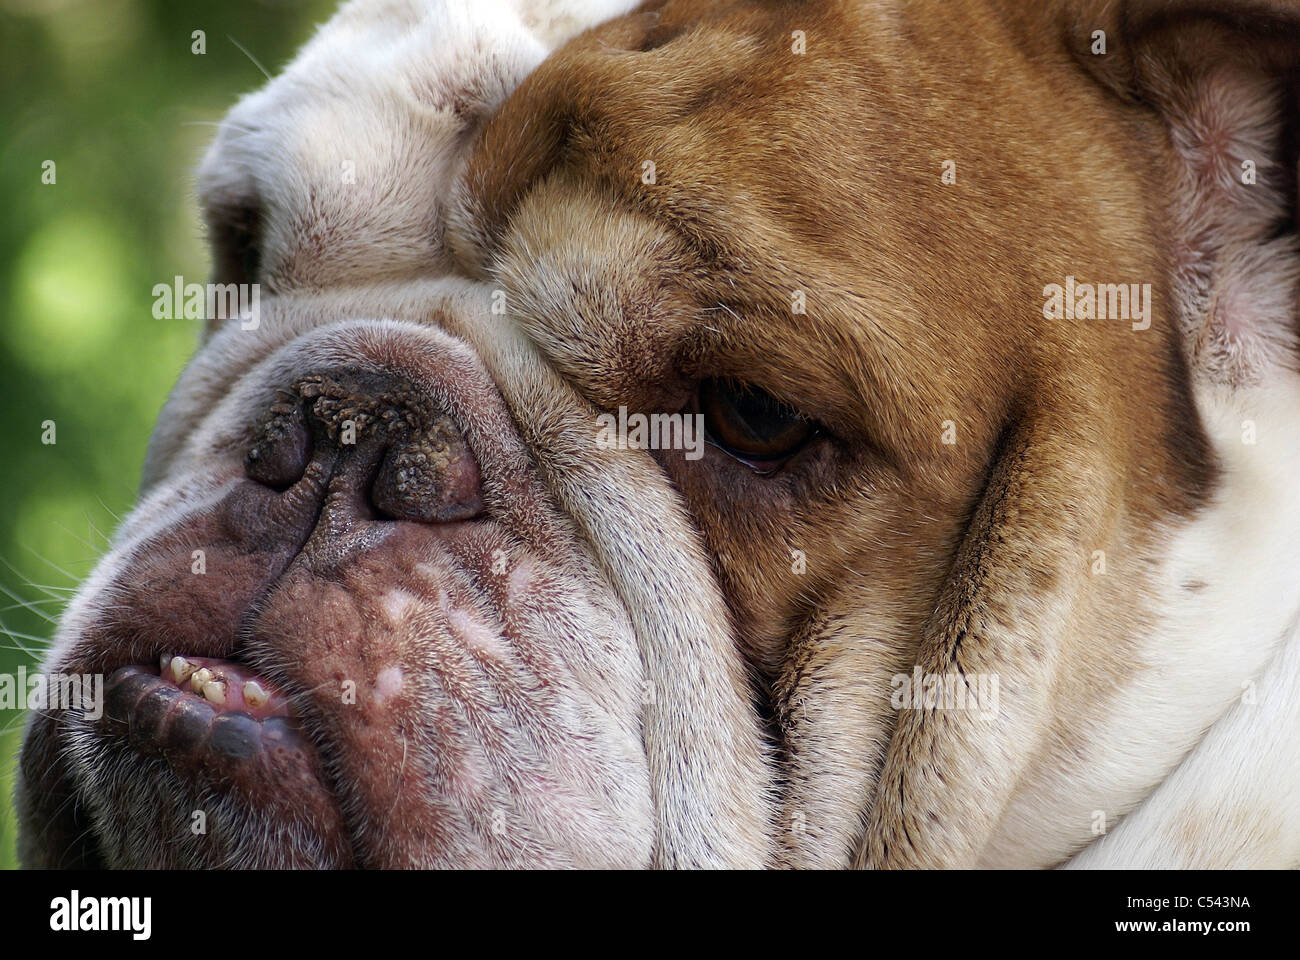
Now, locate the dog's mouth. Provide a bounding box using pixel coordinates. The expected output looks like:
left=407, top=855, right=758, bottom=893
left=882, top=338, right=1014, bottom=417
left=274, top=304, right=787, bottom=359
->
left=16, top=647, right=357, bottom=868
left=36, top=644, right=359, bottom=869
left=100, top=655, right=324, bottom=800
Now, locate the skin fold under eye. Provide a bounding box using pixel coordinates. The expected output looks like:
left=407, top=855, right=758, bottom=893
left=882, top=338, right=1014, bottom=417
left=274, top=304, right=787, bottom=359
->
left=697, top=379, right=816, bottom=473
left=206, top=199, right=263, bottom=290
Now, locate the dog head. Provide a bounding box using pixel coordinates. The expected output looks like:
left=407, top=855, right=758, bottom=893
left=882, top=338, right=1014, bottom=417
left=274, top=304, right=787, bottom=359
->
left=19, top=0, right=1300, bottom=868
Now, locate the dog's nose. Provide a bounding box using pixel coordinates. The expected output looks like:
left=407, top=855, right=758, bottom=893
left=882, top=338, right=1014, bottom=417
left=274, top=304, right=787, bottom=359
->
left=244, top=369, right=484, bottom=523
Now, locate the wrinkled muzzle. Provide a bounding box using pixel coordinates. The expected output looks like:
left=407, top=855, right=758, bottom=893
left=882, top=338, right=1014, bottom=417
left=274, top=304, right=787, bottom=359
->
left=17, top=289, right=662, bottom=868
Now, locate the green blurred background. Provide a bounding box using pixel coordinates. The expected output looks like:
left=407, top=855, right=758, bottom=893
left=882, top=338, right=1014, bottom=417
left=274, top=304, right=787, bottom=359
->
left=0, top=0, right=337, bottom=868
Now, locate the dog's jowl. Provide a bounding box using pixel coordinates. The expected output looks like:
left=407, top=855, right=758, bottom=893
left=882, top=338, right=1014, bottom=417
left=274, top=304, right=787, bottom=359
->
left=17, top=0, right=1300, bottom=868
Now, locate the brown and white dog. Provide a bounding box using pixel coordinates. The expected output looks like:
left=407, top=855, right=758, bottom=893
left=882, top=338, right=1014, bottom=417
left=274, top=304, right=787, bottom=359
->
left=16, top=0, right=1300, bottom=868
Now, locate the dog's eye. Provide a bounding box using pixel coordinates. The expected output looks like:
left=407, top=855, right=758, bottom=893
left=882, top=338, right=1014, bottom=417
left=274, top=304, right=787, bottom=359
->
left=699, top=379, right=815, bottom=471
left=207, top=200, right=263, bottom=288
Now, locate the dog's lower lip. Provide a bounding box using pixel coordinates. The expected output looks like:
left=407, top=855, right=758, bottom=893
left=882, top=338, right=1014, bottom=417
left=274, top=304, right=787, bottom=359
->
left=69, top=657, right=356, bottom=866
left=100, top=658, right=321, bottom=781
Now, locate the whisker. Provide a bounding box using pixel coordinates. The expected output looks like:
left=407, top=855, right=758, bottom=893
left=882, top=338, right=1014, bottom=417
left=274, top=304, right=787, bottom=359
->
left=0, top=602, right=57, bottom=624
left=0, top=580, right=65, bottom=621
left=228, top=35, right=273, bottom=82
left=83, top=506, right=116, bottom=549
left=0, top=627, right=53, bottom=645
left=16, top=545, right=80, bottom=585
left=180, top=120, right=260, bottom=135
left=0, top=617, right=48, bottom=660
left=0, top=597, right=63, bottom=611
left=94, top=496, right=123, bottom=524
left=53, top=521, right=104, bottom=558
left=0, top=557, right=72, bottom=600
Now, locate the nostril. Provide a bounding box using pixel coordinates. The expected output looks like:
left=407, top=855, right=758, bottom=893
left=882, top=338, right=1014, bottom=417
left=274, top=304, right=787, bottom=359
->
left=371, top=430, right=484, bottom=522
left=246, top=395, right=311, bottom=490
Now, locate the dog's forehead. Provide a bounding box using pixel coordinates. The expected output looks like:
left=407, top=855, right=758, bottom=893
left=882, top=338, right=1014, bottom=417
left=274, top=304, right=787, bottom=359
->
left=196, top=0, right=639, bottom=290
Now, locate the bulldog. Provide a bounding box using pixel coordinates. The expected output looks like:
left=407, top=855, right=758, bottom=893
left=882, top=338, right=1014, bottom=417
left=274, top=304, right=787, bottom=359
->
left=16, top=0, right=1300, bottom=869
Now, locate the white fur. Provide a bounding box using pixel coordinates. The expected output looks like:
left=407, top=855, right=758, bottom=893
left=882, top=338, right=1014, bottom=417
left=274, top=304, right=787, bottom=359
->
left=1066, top=371, right=1300, bottom=867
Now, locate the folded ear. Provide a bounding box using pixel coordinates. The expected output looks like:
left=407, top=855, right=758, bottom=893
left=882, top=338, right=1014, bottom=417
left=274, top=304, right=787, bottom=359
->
left=1068, top=0, right=1300, bottom=385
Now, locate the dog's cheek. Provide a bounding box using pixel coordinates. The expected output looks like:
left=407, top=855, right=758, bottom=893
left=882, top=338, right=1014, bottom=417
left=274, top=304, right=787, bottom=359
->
left=247, top=524, right=654, bottom=868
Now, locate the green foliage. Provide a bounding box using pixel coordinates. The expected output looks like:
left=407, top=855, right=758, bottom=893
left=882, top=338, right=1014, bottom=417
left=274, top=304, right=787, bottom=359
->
left=0, top=0, right=338, bottom=869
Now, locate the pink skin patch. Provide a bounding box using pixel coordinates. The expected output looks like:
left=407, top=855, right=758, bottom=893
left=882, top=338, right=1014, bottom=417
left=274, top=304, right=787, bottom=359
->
left=374, top=665, right=404, bottom=705
left=447, top=606, right=508, bottom=659
left=507, top=560, right=533, bottom=605
left=380, top=589, right=421, bottom=623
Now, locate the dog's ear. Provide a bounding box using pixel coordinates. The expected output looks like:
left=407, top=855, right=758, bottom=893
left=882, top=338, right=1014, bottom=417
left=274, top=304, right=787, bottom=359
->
left=853, top=0, right=1300, bottom=869
left=1067, top=0, right=1300, bottom=384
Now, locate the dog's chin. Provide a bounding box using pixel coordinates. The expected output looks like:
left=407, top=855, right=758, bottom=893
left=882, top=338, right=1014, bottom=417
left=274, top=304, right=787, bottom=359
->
left=19, top=474, right=653, bottom=869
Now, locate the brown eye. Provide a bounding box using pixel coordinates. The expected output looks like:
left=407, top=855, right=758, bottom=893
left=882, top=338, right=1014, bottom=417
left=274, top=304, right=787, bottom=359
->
left=699, top=380, right=815, bottom=470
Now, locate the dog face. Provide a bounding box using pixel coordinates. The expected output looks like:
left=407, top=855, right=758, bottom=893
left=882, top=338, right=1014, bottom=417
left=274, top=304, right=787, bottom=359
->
left=18, top=0, right=1300, bottom=868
